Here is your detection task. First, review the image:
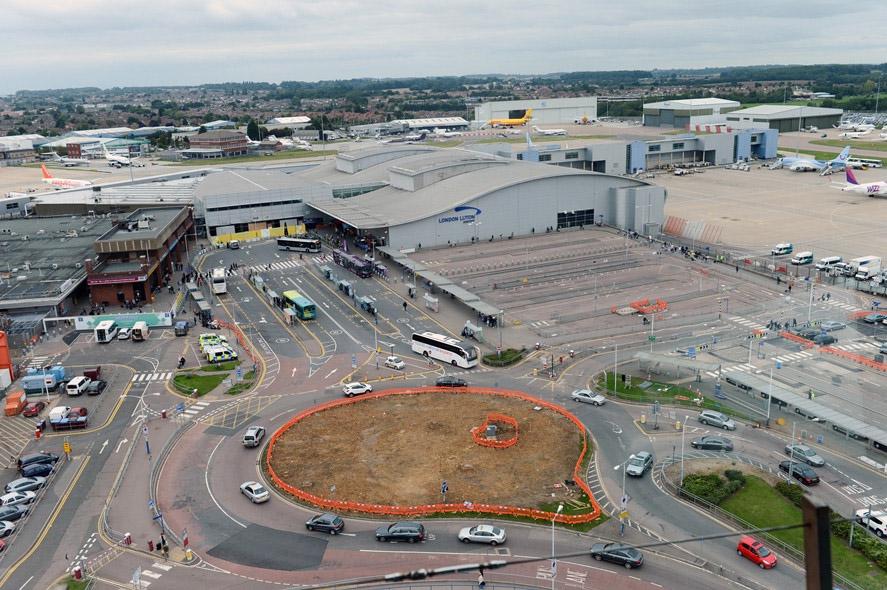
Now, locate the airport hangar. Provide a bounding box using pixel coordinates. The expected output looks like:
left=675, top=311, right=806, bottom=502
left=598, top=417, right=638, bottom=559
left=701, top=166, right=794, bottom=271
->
left=725, top=105, right=843, bottom=132
left=474, top=97, right=597, bottom=125
left=642, top=98, right=741, bottom=128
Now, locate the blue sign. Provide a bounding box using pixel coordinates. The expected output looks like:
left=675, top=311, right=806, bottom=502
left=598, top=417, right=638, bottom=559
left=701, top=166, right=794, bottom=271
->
left=148, top=500, right=154, bottom=508
left=687, top=347, right=696, bottom=359
left=438, top=205, right=482, bottom=224
left=776, top=360, right=782, bottom=369
left=235, top=367, right=243, bottom=379
left=873, top=301, right=881, bottom=308
left=152, top=513, right=163, bottom=521
left=714, top=383, right=725, bottom=399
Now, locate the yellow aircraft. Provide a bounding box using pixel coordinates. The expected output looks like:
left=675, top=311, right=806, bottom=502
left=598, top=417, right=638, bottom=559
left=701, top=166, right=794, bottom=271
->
left=487, top=109, right=533, bottom=128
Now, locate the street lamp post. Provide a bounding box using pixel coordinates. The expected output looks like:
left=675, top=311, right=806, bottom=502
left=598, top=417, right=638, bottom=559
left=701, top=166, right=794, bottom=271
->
left=551, top=503, right=563, bottom=590
left=612, top=342, right=618, bottom=395
left=679, top=415, right=689, bottom=487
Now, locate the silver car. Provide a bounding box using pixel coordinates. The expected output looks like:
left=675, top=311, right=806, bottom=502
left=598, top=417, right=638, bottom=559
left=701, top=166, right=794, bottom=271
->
left=698, top=410, right=736, bottom=431
left=571, top=389, right=606, bottom=406
left=240, top=481, right=270, bottom=503
left=784, top=444, right=825, bottom=467
left=819, top=320, right=846, bottom=332
left=625, top=451, right=653, bottom=477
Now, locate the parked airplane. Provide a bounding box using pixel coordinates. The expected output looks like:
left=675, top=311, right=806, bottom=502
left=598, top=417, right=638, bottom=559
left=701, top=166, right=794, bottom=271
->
left=49, top=153, right=89, bottom=167
left=380, top=132, right=427, bottom=144
left=769, top=146, right=850, bottom=174
left=103, top=144, right=144, bottom=167
left=433, top=128, right=463, bottom=138
left=40, top=164, right=92, bottom=189
left=839, top=167, right=887, bottom=197
left=839, top=129, right=872, bottom=139
left=836, top=121, right=875, bottom=131
left=485, top=109, right=533, bottom=128
left=532, top=125, right=567, bottom=136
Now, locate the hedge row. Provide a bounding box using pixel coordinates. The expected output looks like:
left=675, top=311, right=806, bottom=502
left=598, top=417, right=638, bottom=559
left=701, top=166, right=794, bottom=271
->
left=483, top=347, right=525, bottom=367
left=682, top=470, right=746, bottom=505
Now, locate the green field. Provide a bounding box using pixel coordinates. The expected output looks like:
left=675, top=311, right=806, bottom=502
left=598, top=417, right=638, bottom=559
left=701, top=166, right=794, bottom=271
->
left=812, top=139, right=887, bottom=153
left=721, top=476, right=887, bottom=589
left=173, top=372, right=226, bottom=396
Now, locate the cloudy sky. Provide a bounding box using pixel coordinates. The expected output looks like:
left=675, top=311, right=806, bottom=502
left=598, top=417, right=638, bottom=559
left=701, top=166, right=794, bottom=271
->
left=4, top=0, right=887, bottom=94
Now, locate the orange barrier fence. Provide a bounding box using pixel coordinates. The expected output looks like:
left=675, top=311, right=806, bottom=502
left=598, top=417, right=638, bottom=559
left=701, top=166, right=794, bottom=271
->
left=779, top=331, right=815, bottom=348
left=265, top=387, right=602, bottom=524
left=216, top=319, right=259, bottom=366
left=629, top=298, right=668, bottom=315
left=820, top=346, right=887, bottom=372
left=849, top=310, right=872, bottom=320
left=471, top=413, right=519, bottom=449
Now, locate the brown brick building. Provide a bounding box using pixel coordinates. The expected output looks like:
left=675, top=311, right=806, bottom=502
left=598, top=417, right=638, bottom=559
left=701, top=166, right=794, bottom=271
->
left=183, top=130, right=249, bottom=159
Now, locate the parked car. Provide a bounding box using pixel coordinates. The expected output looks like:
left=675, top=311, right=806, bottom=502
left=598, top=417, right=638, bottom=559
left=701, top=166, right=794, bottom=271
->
left=812, top=333, right=836, bottom=346
left=571, top=389, right=607, bottom=406
left=375, top=522, right=425, bottom=543
left=20, top=464, right=53, bottom=478
left=4, top=477, right=46, bottom=494
left=0, top=521, right=15, bottom=539
left=778, top=461, right=820, bottom=486
left=305, top=513, right=345, bottom=534
left=69, top=407, right=88, bottom=417
left=0, top=505, right=28, bottom=523
left=458, top=524, right=507, bottom=545
left=384, top=356, right=405, bottom=370
left=342, top=382, right=372, bottom=397
left=698, top=410, right=736, bottom=430
left=590, top=543, right=644, bottom=569
left=819, top=320, right=846, bottom=331
left=17, top=451, right=60, bottom=473
left=784, top=444, right=825, bottom=467
left=87, top=380, right=107, bottom=395
left=690, top=436, right=734, bottom=451
left=625, top=452, right=653, bottom=477
left=435, top=376, right=467, bottom=387
left=0, top=491, right=35, bottom=507
left=117, top=328, right=131, bottom=340
left=737, top=535, right=777, bottom=569
left=22, top=401, right=46, bottom=417
left=863, top=313, right=887, bottom=324
left=854, top=509, right=887, bottom=538
left=242, top=426, right=265, bottom=448
left=794, top=327, right=819, bottom=340
left=240, top=481, right=270, bottom=503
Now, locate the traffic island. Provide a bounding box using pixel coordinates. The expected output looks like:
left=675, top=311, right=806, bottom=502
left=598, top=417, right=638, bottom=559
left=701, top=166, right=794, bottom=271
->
left=265, top=387, right=602, bottom=525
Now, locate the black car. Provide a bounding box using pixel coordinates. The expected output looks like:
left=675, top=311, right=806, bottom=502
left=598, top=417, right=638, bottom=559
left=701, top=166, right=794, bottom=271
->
left=794, top=328, right=819, bottom=340
left=690, top=435, right=734, bottom=451
left=17, top=451, right=60, bottom=473
left=0, top=505, right=28, bottom=523
left=812, top=333, right=836, bottom=346
left=375, top=522, right=426, bottom=543
left=435, top=376, right=467, bottom=388
left=87, top=380, right=107, bottom=395
left=306, top=513, right=345, bottom=534
left=590, top=543, right=644, bottom=569
left=20, top=463, right=53, bottom=478
left=779, top=461, right=820, bottom=486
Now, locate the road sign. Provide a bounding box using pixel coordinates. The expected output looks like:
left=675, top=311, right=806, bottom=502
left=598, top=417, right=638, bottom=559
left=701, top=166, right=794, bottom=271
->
left=873, top=301, right=880, bottom=308
left=351, top=354, right=358, bottom=369
left=152, top=513, right=163, bottom=521
left=63, top=441, right=71, bottom=454
left=618, top=510, right=630, bottom=520
left=148, top=500, right=154, bottom=508
left=688, top=347, right=696, bottom=359
left=714, top=383, right=725, bottom=399
left=235, top=367, right=243, bottom=381
left=776, top=360, right=782, bottom=369
left=176, top=402, right=185, bottom=414
left=648, top=335, right=656, bottom=342
left=441, top=480, right=448, bottom=495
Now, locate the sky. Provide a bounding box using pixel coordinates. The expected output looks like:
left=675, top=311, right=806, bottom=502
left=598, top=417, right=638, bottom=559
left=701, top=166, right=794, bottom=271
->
left=4, top=0, right=887, bottom=94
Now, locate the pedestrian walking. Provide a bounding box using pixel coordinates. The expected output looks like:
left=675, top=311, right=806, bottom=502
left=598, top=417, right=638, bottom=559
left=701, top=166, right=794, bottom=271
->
left=477, top=572, right=486, bottom=589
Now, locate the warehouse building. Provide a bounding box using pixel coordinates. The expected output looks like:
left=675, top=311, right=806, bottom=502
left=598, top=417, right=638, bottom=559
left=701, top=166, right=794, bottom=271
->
left=725, top=105, right=843, bottom=132
left=302, top=146, right=665, bottom=249
left=642, top=98, right=741, bottom=128
left=349, top=117, right=469, bottom=137
left=474, top=97, right=597, bottom=126
left=265, top=116, right=312, bottom=128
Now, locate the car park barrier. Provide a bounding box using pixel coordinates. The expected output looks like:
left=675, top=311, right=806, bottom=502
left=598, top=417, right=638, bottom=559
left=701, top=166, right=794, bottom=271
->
left=265, top=387, right=601, bottom=524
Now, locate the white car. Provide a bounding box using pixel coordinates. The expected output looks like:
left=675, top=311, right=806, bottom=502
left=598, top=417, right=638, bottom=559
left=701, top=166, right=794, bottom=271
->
left=343, top=382, right=373, bottom=397
left=240, top=481, right=270, bottom=503
left=0, top=520, right=15, bottom=539
left=117, top=328, right=131, bottom=340
left=571, top=389, right=606, bottom=406
left=0, top=491, right=36, bottom=507
left=458, top=524, right=507, bottom=545
left=384, top=356, right=405, bottom=370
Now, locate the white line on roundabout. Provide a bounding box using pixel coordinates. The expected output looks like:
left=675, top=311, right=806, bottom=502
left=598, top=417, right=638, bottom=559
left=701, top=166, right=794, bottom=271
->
left=206, top=436, right=248, bottom=528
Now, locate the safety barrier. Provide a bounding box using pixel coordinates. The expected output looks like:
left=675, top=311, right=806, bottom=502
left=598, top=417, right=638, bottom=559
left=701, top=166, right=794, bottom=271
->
left=215, top=319, right=259, bottom=366
left=629, top=298, right=668, bottom=314
left=778, top=331, right=815, bottom=348
left=265, top=387, right=602, bottom=524
left=849, top=310, right=872, bottom=320
left=820, top=345, right=887, bottom=372
left=470, top=412, right=519, bottom=449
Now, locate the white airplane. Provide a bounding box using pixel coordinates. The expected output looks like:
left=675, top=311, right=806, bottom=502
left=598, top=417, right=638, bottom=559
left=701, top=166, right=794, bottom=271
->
left=102, top=144, right=144, bottom=167
left=838, top=167, right=887, bottom=197
left=769, top=146, right=850, bottom=174
left=40, top=164, right=92, bottom=189
left=532, top=125, right=567, bottom=136
left=47, top=153, right=89, bottom=167
left=433, top=128, right=463, bottom=138
left=836, top=121, right=875, bottom=131
left=839, top=129, right=872, bottom=139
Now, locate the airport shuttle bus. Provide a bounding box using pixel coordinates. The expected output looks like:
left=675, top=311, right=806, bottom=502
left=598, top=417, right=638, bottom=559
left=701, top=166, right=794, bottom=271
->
left=95, top=320, right=119, bottom=343
left=211, top=267, right=227, bottom=295
left=846, top=157, right=883, bottom=169
left=411, top=331, right=479, bottom=368
left=332, top=249, right=373, bottom=278
left=282, top=290, right=317, bottom=320
left=277, top=237, right=322, bottom=253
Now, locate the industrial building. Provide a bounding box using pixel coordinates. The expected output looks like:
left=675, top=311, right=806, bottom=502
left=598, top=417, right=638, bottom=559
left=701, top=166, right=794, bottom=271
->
left=474, top=97, right=597, bottom=126
left=642, top=98, right=741, bottom=128
left=725, top=105, right=843, bottom=132
left=0, top=137, right=36, bottom=166
left=39, top=136, right=149, bottom=159
left=265, top=116, right=312, bottom=128
left=349, top=117, right=469, bottom=137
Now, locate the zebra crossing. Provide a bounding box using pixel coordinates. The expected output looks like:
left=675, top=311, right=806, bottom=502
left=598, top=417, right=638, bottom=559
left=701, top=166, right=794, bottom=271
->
left=705, top=363, right=754, bottom=378
left=825, top=299, right=860, bottom=312
left=832, top=341, right=877, bottom=352
left=131, top=372, right=173, bottom=383
left=249, top=259, right=305, bottom=272
left=771, top=350, right=815, bottom=364
left=182, top=401, right=209, bottom=417
left=530, top=320, right=554, bottom=328
left=727, top=315, right=767, bottom=331
left=134, top=562, right=173, bottom=587
left=25, top=355, right=59, bottom=370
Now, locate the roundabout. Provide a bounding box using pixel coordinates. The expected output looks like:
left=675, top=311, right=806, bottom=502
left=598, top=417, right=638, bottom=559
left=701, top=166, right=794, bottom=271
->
left=265, top=387, right=601, bottom=523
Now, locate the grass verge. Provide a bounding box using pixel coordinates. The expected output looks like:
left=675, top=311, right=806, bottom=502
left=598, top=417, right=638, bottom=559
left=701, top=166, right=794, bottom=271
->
left=721, top=476, right=887, bottom=589
left=482, top=348, right=525, bottom=367
left=201, top=360, right=241, bottom=372
left=811, top=139, right=887, bottom=153
left=66, top=579, right=89, bottom=590
left=226, top=380, right=254, bottom=396
left=598, top=373, right=750, bottom=420
left=173, top=372, right=226, bottom=397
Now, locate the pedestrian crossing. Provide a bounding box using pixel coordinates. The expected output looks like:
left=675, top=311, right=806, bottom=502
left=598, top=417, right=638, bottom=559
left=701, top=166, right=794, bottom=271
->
left=771, top=350, right=815, bottom=363
left=249, top=259, right=306, bottom=272
left=182, top=401, right=209, bottom=417
left=530, top=320, right=554, bottom=328
left=727, top=315, right=767, bottom=331
left=131, top=372, right=173, bottom=383
left=135, top=562, right=172, bottom=587
left=25, top=355, right=58, bottom=370
left=833, top=341, right=877, bottom=352
left=825, top=299, right=860, bottom=312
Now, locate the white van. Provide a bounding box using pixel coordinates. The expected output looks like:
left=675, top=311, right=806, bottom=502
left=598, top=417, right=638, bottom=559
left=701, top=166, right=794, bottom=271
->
left=205, top=346, right=238, bottom=363
left=66, top=376, right=92, bottom=396
left=791, top=251, right=814, bottom=265
left=771, top=243, right=793, bottom=255
left=815, top=256, right=842, bottom=270
left=131, top=321, right=149, bottom=342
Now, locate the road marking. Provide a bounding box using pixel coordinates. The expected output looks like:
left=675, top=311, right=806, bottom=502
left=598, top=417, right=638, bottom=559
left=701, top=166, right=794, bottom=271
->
left=17, top=575, right=33, bottom=590
left=99, top=440, right=108, bottom=454
left=141, top=570, right=162, bottom=579
left=152, top=563, right=172, bottom=571
left=324, top=369, right=337, bottom=379
left=115, top=438, right=129, bottom=453
left=206, top=437, right=247, bottom=528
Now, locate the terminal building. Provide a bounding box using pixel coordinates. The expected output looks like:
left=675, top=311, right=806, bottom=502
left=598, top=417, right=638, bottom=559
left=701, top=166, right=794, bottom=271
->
left=474, top=97, right=597, bottom=126
left=725, top=105, right=843, bottom=132
left=642, top=98, right=741, bottom=128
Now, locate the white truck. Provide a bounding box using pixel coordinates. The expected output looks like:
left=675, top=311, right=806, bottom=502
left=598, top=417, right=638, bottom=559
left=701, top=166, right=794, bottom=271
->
left=211, top=267, right=227, bottom=295
left=851, top=256, right=881, bottom=281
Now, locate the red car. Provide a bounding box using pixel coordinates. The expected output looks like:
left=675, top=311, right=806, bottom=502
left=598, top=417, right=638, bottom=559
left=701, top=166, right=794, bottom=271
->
left=737, top=535, right=777, bottom=569
left=69, top=407, right=88, bottom=417
left=22, top=402, right=46, bottom=418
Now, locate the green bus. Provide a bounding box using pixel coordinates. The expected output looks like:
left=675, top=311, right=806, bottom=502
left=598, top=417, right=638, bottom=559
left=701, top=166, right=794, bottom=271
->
left=282, top=290, right=317, bottom=320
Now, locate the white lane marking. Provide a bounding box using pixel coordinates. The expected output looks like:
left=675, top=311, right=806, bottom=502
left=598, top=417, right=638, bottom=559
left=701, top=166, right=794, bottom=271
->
left=324, top=369, right=338, bottom=379
left=205, top=437, right=247, bottom=528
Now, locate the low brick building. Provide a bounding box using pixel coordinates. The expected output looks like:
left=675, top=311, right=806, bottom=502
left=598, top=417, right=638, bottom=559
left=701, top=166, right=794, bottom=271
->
left=183, top=130, right=249, bottom=159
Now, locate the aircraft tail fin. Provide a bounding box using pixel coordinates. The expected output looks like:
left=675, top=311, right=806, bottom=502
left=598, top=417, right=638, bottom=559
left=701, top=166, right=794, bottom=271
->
left=523, top=109, right=533, bottom=121
left=833, top=146, right=850, bottom=163
left=40, top=163, right=52, bottom=179
left=846, top=167, right=860, bottom=185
